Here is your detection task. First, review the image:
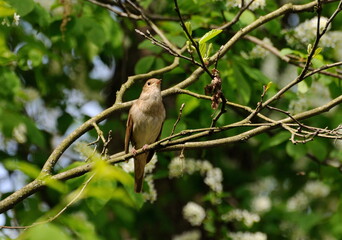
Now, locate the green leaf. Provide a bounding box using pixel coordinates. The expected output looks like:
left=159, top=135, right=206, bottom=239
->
left=24, top=118, right=46, bottom=148
left=6, top=0, right=35, bottom=16
left=4, top=158, right=40, bottom=178
left=0, top=68, right=21, bottom=99
left=161, top=118, right=187, bottom=139
left=138, top=39, right=162, bottom=54
left=26, top=3, right=51, bottom=27
left=307, top=44, right=312, bottom=54
left=313, top=47, right=322, bottom=57
left=306, top=139, right=327, bottom=161
left=198, top=29, right=222, bottom=44
left=0, top=0, right=15, bottom=17
left=265, top=82, right=273, bottom=91
left=206, top=43, right=213, bottom=58
left=60, top=214, right=99, bottom=240
left=176, top=94, right=200, bottom=115
left=232, top=64, right=251, bottom=104
left=199, top=42, right=206, bottom=58
left=286, top=142, right=307, bottom=160
left=298, top=81, right=309, bottom=94
left=280, top=48, right=295, bottom=56
left=240, top=10, right=256, bottom=25
left=134, top=56, right=155, bottom=74
left=260, top=132, right=290, bottom=152
left=23, top=223, right=72, bottom=240
left=185, top=21, right=192, bottom=37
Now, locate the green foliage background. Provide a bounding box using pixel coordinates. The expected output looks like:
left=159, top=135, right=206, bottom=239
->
left=0, top=0, right=341, bottom=239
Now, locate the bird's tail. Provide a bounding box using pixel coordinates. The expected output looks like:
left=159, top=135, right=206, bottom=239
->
left=134, top=154, right=147, bottom=193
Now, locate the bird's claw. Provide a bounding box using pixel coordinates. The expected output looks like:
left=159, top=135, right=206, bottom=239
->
left=142, top=144, right=149, bottom=151
left=131, top=148, right=137, bottom=156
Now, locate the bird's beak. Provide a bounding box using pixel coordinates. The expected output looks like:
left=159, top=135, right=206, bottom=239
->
left=157, top=79, right=162, bottom=85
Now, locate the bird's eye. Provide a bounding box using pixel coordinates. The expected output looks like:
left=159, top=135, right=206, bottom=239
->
left=147, top=81, right=151, bottom=85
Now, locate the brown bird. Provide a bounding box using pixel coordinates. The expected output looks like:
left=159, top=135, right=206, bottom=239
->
left=125, top=78, right=166, bottom=193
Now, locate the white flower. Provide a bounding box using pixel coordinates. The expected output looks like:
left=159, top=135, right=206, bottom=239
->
left=169, top=158, right=224, bottom=194
left=184, top=159, right=197, bottom=174
left=168, top=157, right=184, bottom=178
left=172, top=230, right=201, bottom=240
left=120, top=158, right=134, bottom=173
left=304, top=180, right=330, bottom=198
left=251, top=196, right=271, bottom=214
left=320, top=31, right=342, bottom=48
left=227, top=0, right=265, bottom=10
left=249, top=177, right=278, bottom=195
left=145, top=155, right=158, bottom=174
left=286, top=16, right=341, bottom=48
left=248, top=38, right=273, bottom=59
left=204, top=168, right=223, bottom=193
left=228, top=231, right=267, bottom=240
left=286, top=192, right=309, bottom=211
left=197, top=160, right=213, bottom=175
left=222, top=209, right=260, bottom=227
left=13, top=13, right=20, bottom=26
left=142, top=175, right=157, bottom=203
left=182, top=202, right=206, bottom=226
left=295, top=17, right=330, bottom=43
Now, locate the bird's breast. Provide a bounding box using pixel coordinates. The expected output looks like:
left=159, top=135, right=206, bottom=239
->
left=130, top=98, right=165, bottom=148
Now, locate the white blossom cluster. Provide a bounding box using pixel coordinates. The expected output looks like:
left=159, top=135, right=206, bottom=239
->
left=120, top=158, right=135, bottom=173
left=168, top=157, right=223, bottom=193
left=247, top=177, right=276, bottom=214
left=286, top=180, right=330, bottom=211
left=172, top=230, right=201, bottom=240
left=222, top=209, right=260, bottom=227
left=289, top=81, right=331, bottom=114
left=1, top=13, right=20, bottom=27
left=120, top=155, right=158, bottom=202
left=168, top=156, right=184, bottom=178
left=249, top=38, right=273, bottom=59
left=182, top=202, right=206, bottom=226
left=285, top=16, right=342, bottom=49
left=251, top=195, right=272, bottom=214
left=142, top=175, right=157, bottom=203
left=226, top=0, right=266, bottom=10
left=121, top=155, right=158, bottom=174
left=286, top=192, right=309, bottom=212
left=204, top=168, right=223, bottom=193
left=249, top=177, right=278, bottom=196
left=303, top=180, right=330, bottom=198
left=228, top=231, right=267, bottom=240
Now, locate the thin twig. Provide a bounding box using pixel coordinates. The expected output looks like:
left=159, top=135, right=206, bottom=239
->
left=0, top=173, right=96, bottom=230
left=170, top=103, right=185, bottom=136
left=174, top=0, right=214, bottom=78
left=218, top=0, right=255, bottom=30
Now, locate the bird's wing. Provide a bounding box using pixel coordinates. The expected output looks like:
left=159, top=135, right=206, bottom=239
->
left=146, top=122, right=164, bottom=163
left=124, top=113, right=133, bottom=154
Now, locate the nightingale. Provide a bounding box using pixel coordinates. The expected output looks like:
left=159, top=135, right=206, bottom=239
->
left=125, top=78, right=166, bottom=193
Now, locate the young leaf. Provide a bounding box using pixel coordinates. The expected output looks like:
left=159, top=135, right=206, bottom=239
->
left=298, top=81, right=309, bottom=94
left=313, top=47, right=322, bottom=58
left=265, top=82, right=273, bottom=92
left=206, top=43, right=213, bottom=58
left=198, top=29, right=222, bottom=44
left=307, top=44, right=312, bottom=54
left=199, top=42, right=206, bottom=58
left=185, top=21, right=192, bottom=37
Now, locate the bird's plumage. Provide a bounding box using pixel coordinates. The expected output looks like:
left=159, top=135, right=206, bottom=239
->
left=124, top=78, right=165, bottom=193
